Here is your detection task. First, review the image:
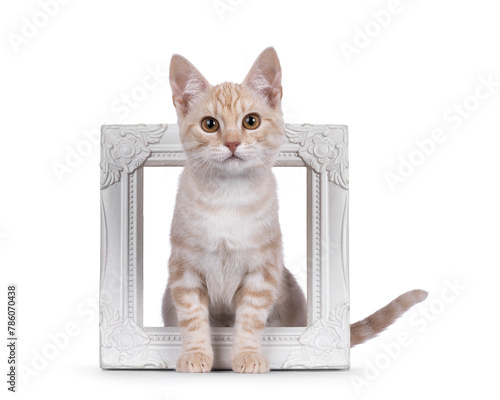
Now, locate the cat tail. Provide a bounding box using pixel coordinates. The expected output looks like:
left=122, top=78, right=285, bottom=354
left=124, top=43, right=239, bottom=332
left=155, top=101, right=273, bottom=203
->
left=350, top=289, right=428, bottom=347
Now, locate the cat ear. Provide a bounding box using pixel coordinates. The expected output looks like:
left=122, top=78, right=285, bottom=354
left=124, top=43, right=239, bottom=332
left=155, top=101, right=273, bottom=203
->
left=243, top=47, right=282, bottom=108
left=169, top=54, right=211, bottom=115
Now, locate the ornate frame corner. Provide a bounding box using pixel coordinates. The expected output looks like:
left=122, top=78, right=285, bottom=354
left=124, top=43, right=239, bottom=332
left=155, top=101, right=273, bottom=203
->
left=284, top=124, right=349, bottom=189
left=100, top=124, right=168, bottom=190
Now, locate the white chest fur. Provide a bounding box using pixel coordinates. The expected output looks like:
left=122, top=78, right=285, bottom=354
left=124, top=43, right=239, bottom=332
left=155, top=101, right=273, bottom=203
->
left=172, top=170, right=279, bottom=306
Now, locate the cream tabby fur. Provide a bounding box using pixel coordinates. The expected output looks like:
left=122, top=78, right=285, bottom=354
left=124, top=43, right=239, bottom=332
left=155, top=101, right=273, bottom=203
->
left=162, top=47, right=427, bottom=373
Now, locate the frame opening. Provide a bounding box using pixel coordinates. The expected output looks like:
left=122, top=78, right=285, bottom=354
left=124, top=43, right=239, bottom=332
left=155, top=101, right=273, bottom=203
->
left=142, top=166, right=308, bottom=328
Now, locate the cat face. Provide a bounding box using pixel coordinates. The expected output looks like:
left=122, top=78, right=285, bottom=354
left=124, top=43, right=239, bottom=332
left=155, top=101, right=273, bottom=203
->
left=169, top=47, right=284, bottom=177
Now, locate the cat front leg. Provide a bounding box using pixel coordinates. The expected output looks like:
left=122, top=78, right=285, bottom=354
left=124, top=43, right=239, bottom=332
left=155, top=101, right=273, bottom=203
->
left=169, top=263, right=213, bottom=373
left=231, top=268, right=279, bottom=373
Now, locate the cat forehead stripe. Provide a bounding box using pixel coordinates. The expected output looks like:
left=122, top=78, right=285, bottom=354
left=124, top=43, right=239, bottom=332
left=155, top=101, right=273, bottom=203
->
left=213, top=83, right=243, bottom=113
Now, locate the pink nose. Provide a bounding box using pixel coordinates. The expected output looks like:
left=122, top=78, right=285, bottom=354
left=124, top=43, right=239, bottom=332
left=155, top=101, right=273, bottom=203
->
left=225, top=141, right=240, bottom=154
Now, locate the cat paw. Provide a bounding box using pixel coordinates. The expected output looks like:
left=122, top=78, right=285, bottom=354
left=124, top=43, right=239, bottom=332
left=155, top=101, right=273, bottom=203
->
left=231, top=351, right=269, bottom=373
left=176, top=352, right=213, bottom=373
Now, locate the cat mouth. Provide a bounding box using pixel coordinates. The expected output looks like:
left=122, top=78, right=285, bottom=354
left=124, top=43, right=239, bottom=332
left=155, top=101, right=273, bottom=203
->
left=225, top=155, right=242, bottom=162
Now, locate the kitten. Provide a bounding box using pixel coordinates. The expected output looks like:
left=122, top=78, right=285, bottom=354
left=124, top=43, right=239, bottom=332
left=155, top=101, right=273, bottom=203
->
left=162, top=47, right=427, bottom=373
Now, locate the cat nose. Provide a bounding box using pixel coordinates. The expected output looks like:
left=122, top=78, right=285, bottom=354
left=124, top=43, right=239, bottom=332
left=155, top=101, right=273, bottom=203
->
left=225, top=141, right=241, bottom=154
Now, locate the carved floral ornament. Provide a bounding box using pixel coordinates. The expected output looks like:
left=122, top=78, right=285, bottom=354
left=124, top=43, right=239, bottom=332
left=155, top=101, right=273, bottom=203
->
left=100, top=124, right=168, bottom=189
left=99, top=299, right=349, bottom=369
left=100, top=301, right=168, bottom=368
left=282, top=303, right=350, bottom=368
left=100, top=124, right=349, bottom=190
left=284, top=124, right=349, bottom=189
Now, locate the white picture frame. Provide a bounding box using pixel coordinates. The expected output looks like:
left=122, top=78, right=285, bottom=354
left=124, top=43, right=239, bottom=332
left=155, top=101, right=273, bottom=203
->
left=99, top=123, right=350, bottom=370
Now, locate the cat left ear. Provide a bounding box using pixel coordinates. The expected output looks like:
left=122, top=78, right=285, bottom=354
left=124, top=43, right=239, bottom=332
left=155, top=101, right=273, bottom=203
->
left=243, top=47, right=283, bottom=109
left=169, top=54, right=211, bottom=115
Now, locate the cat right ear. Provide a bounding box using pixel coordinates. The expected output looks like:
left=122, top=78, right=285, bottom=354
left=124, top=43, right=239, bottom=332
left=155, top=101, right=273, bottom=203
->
left=169, top=54, right=210, bottom=115
left=243, top=47, right=283, bottom=109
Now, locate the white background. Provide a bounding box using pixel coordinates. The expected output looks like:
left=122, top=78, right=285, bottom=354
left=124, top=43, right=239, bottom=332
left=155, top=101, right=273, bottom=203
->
left=1, top=0, right=499, bottom=399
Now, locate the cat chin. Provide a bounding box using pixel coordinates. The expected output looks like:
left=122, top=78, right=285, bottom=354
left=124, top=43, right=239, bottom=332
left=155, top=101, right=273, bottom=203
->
left=212, top=157, right=272, bottom=177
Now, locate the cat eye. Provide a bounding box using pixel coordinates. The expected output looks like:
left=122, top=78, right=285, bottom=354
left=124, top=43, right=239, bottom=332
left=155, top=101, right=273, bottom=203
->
left=201, top=117, right=219, bottom=133
left=242, top=114, right=260, bottom=130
